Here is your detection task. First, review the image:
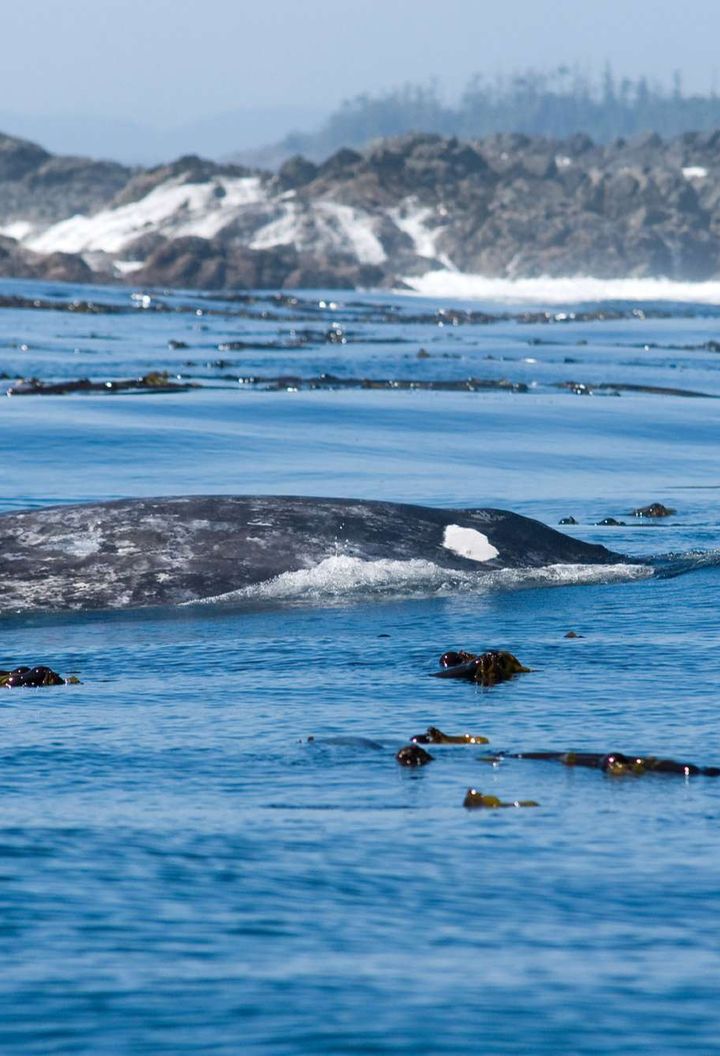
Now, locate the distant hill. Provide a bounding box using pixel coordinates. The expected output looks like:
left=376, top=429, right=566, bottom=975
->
left=3, top=127, right=720, bottom=289
left=0, top=105, right=325, bottom=167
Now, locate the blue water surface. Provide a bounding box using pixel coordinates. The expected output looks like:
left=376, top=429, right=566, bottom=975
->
left=0, top=279, right=719, bottom=1055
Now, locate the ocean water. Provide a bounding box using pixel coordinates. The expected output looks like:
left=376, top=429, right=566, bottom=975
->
left=1, top=277, right=719, bottom=1054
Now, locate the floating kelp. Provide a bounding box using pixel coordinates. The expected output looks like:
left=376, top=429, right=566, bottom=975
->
left=0, top=291, right=298, bottom=322
left=0, top=295, right=127, bottom=314
left=218, top=372, right=719, bottom=399
left=630, top=503, right=676, bottom=517
left=625, top=339, right=720, bottom=353
left=230, top=373, right=528, bottom=394
left=6, top=372, right=198, bottom=396
left=564, top=513, right=671, bottom=528
left=396, top=745, right=433, bottom=767
left=216, top=326, right=372, bottom=351
left=463, top=789, right=539, bottom=809
left=0, top=290, right=705, bottom=332
left=0, top=665, right=80, bottom=687
left=411, top=726, right=489, bottom=745
left=557, top=380, right=716, bottom=399
left=433, top=650, right=531, bottom=686
left=439, top=650, right=477, bottom=668
left=511, top=750, right=720, bottom=777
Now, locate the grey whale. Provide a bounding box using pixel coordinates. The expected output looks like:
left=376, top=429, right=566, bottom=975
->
left=0, top=495, right=626, bottom=613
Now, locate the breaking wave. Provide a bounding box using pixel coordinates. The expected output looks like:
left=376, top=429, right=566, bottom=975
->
left=190, top=555, right=651, bottom=606
left=403, top=271, right=720, bottom=306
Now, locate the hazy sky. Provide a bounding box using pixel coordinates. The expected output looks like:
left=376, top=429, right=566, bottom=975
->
left=5, top=0, right=720, bottom=126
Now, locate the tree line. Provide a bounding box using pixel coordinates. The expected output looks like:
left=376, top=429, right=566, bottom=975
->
left=273, top=67, right=720, bottom=161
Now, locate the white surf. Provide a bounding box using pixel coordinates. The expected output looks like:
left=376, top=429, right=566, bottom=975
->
left=402, top=271, right=720, bottom=306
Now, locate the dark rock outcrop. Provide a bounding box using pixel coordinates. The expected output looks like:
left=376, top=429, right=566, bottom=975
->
left=4, top=128, right=720, bottom=288
left=0, top=234, right=100, bottom=283
left=130, top=238, right=385, bottom=291
left=0, top=133, right=131, bottom=225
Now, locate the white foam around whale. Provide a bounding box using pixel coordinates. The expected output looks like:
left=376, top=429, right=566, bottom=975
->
left=402, top=271, right=720, bottom=306
left=189, top=555, right=650, bottom=606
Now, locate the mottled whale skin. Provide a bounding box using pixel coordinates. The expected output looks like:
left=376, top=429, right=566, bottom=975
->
left=0, top=495, right=625, bottom=613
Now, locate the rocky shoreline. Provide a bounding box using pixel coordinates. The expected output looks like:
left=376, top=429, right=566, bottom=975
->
left=3, top=128, right=720, bottom=289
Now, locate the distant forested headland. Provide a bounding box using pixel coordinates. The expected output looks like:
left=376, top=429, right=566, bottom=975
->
left=240, top=68, right=720, bottom=167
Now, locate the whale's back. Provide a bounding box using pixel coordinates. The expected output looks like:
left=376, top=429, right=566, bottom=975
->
left=0, top=495, right=625, bottom=613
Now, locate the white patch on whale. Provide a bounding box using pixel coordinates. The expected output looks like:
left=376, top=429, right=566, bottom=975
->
left=443, top=524, right=499, bottom=563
